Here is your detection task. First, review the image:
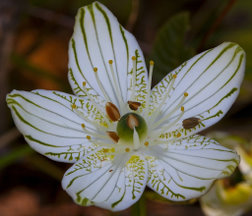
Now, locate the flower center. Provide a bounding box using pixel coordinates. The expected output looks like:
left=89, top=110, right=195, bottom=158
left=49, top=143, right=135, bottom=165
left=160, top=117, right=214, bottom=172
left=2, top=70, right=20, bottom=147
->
left=116, top=113, right=147, bottom=145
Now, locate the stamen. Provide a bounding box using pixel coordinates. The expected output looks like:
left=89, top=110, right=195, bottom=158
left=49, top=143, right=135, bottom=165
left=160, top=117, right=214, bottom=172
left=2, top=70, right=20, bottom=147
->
left=105, top=102, right=120, bottom=122
left=149, top=73, right=177, bottom=122
left=144, top=60, right=154, bottom=117
left=128, top=101, right=141, bottom=111
left=182, top=117, right=201, bottom=129
left=93, top=67, right=110, bottom=101
left=176, top=132, right=181, bottom=138
left=125, top=147, right=130, bottom=152
left=108, top=60, right=124, bottom=109
left=151, top=106, right=185, bottom=139
left=131, top=56, right=137, bottom=100
left=86, top=135, right=91, bottom=140
left=80, top=123, right=108, bottom=139
left=152, top=92, right=188, bottom=129
left=144, top=141, right=149, bottom=146
left=107, top=131, right=119, bottom=143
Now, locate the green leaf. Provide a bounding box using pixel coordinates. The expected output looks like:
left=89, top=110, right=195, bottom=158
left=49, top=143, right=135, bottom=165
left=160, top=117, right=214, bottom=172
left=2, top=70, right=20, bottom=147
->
left=150, top=12, right=195, bottom=82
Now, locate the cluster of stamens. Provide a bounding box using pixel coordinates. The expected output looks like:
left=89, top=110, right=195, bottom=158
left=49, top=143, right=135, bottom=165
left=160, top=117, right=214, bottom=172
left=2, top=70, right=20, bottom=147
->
left=70, top=56, right=201, bottom=156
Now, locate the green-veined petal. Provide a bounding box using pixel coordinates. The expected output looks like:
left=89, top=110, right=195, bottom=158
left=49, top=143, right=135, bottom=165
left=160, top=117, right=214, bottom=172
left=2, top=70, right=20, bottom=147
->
left=69, top=1, right=148, bottom=109
left=6, top=89, right=109, bottom=162
left=150, top=42, right=245, bottom=140
left=146, top=135, right=239, bottom=201
left=62, top=150, right=148, bottom=211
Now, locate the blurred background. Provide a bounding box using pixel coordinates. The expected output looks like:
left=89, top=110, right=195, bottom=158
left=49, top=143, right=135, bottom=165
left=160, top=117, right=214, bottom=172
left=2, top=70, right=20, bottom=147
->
left=0, top=0, right=252, bottom=215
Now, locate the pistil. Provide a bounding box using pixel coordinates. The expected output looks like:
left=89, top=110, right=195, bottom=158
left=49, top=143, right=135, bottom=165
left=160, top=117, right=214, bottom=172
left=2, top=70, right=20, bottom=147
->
left=144, top=60, right=154, bottom=117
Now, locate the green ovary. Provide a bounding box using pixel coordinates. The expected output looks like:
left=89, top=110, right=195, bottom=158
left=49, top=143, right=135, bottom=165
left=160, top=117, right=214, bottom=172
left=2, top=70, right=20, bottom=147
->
left=116, top=113, right=147, bottom=144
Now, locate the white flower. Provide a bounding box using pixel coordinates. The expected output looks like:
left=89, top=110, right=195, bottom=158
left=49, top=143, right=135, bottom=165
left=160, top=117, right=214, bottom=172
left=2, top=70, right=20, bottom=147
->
left=6, top=1, right=246, bottom=211
left=200, top=135, right=252, bottom=216
left=200, top=180, right=252, bottom=216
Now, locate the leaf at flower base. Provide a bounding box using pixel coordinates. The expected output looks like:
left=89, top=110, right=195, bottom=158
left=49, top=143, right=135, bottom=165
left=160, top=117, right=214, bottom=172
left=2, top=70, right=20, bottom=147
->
left=6, top=89, right=107, bottom=163
left=69, top=1, right=148, bottom=108
left=62, top=150, right=148, bottom=211
left=150, top=42, right=246, bottom=140
left=150, top=12, right=194, bottom=82
left=146, top=135, right=239, bottom=201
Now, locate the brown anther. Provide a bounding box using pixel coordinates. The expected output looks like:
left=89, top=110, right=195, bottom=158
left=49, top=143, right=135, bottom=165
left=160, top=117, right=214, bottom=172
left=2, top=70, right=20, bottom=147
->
left=182, top=117, right=201, bottom=129
left=149, top=60, right=154, bottom=65
left=181, top=106, right=185, bottom=112
left=109, top=169, right=113, bottom=172
left=172, top=74, right=177, bottom=79
left=144, top=141, right=149, bottom=146
left=81, top=123, right=85, bottom=128
left=132, top=56, right=136, bottom=61
left=105, top=102, right=120, bottom=121
left=107, top=131, right=119, bottom=143
left=82, top=81, right=86, bottom=87
left=176, top=133, right=181, bottom=138
left=127, top=114, right=139, bottom=129
left=125, top=147, right=130, bottom=152
left=93, top=67, right=98, bottom=72
left=86, top=135, right=91, bottom=140
left=72, top=104, right=77, bottom=109
left=184, top=92, right=189, bottom=97
left=127, top=101, right=141, bottom=111
left=108, top=60, right=113, bottom=64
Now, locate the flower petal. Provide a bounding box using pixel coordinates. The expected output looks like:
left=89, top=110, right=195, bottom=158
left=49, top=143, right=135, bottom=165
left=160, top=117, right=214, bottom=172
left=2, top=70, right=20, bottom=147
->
left=62, top=150, right=148, bottom=211
left=146, top=135, right=239, bottom=201
left=6, top=89, right=109, bottom=162
left=69, top=2, right=148, bottom=108
left=150, top=42, right=245, bottom=139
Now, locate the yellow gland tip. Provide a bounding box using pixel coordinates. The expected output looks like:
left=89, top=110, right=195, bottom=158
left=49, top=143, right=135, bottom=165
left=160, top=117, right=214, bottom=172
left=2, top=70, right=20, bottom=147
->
left=125, top=147, right=130, bottom=152
left=176, top=132, right=181, bottom=138
left=184, top=92, right=189, bottom=97
left=86, top=135, right=91, bottom=140
left=93, top=67, right=98, bottom=72
left=71, top=104, right=77, bottom=109
left=172, top=74, right=177, bottom=79
left=181, top=106, right=185, bottom=112
left=82, top=81, right=86, bottom=87
left=81, top=123, right=85, bottom=128
left=144, top=141, right=149, bottom=146
left=108, top=59, right=113, bottom=64
left=131, top=56, right=136, bottom=61
left=149, top=60, right=154, bottom=65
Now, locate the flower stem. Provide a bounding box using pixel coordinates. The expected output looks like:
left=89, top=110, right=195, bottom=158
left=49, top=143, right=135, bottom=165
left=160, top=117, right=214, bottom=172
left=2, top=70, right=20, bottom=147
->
left=131, top=195, right=146, bottom=216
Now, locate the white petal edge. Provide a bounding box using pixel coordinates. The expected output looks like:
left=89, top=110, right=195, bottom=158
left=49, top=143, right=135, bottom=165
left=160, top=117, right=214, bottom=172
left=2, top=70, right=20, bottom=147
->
left=62, top=150, right=148, bottom=211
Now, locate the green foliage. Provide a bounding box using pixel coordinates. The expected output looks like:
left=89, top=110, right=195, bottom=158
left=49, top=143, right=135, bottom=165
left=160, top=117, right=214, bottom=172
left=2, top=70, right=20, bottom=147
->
left=150, top=12, right=195, bottom=82
left=0, top=146, right=33, bottom=170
